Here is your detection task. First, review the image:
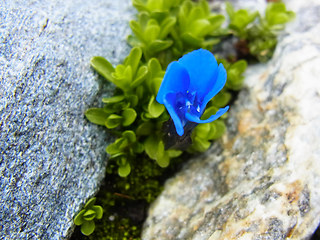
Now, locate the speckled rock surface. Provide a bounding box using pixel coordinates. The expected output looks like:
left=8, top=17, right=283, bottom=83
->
left=142, top=0, right=320, bottom=239
left=0, top=0, right=132, bottom=239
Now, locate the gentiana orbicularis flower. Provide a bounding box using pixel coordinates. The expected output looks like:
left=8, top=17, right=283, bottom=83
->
left=156, top=49, right=229, bottom=136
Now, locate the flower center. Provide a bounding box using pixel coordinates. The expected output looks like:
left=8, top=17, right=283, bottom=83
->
left=175, top=91, right=201, bottom=125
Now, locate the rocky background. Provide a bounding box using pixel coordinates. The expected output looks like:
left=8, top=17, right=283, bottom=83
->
left=1, top=0, right=320, bottom=239
left=142, top=0, right=320, bottom=239
left=0, top=0, right=133, bottom=239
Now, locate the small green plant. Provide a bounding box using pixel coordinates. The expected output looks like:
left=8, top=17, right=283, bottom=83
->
left=74, top=198, right=103, bottom=236
left=85, top=0, right=246, bottom=178
left=226, top=1, right=295, bottom=61
left=74, top=0, right=295, bottom=238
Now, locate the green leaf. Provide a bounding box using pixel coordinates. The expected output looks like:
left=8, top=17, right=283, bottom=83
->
left=136, top=121, right=154, bottom=136
left=85, top=108, right=108, bottom=126
left=226, top=75, right=243, bottom=90
left=126, top=94, right=139, bottom=107
left=228, top=5, right=258, bottom=38
left=84, top=197, right=96, bottom=209
left=208, top=15, right=225, bottom=31
left=266, top=2, right=295, bottom=26
left=269, top=13, right=292, bottom=26
left=189, top=6, right=203, bottom=22
left=147, top=0, right=162, bottom=11
left=150, top=140, right=168, bottom=167
left=130, top=20, right=144, bottom=42
left=201, top=38, right=221, bottom=48
left=144, top=136, right=159, bottom=160
left=122, top=108, right=137, bottom=126
left=105, top=114, right=122, bottom=129
left=141, top=112, right=153, bottom=121
left=248, top=37, right=277, bottom=62
left=150, top=11, right=169, bottom=21
left=127, top=35, right=143, bottom=48
left=226, top=60, right=247, bottom=90
left=236, top=10, right=251, bottom=24
left=147, top=58, right=164, bottom=94
left=106, top=138, right=122, bottom=155
left=269, top=2, right=286, bottom=12
left=112, top=65, right=132, bottom=90
left=133, top=0, right=149, bottom=12
left=90, top=56, right=115, bottom=83
left=122, top=130, right=136, bottom=143
left=190, top=19, right=211, bottom=37
left=231, top=60, right=247, bottom=73
left=149, top=40, right=173, bottom=53
left=179, top=1, right=192, bottom=21
left=124, top=47, right=142, bottom=76
left=159, top=16, right=176, bottom=39
left=83, top=209, right=96, bottom=221
left=181, top=32, right=203, bottom=47
left=226, top=2, right=235, bottom=19
left=178, top=3, right=188, bottom=32
left=92, top=206, right=103, bottom=220
left=199, top=0, right=210, bottom=15
left=207, top=122, right=217, bottom=140
left=194, top=123, right=211, bottom=139
left=81, top=220, right=95, bottom=236
left=266, top=2, right=285, bottom=23
left=193, top=136, right=211, bottom=152
left=74, top=210, right=85, bottom=226
left=144, top=136, right=170, bottom=167
left=156, top=153, right=170, bottom=168
left=133, top=142, right=144, bottom=153
left=148, top=58, right=162, bottom=75
left=117, top=156, right=127, bottom=166
left=124, top=65, right=133, bottom=83
left=211, top=120, right=226, bottom=140
left=148, top=95, right=165, bottom=118
left=201, top=106, right=219, bottom=120
left=130, top=65, right=148, bottom=88
left=163, top=0, right=173, bottom=10
left=144, top=20, right=160, bottom=42
left=118, top=162, right=131, bottom=177
left=167, top=149, right=182, bottom=158
left=119, top=138, right=129, bottom=150
left=140, top=11, right=150, bottom=27
left=102, top=95, right=125, bottom=104
left=136, top=85, right=145, bottom=99
left=108, top=152, right=126, bottom=159
left=152, top=77, right=164, bottom=95
left=106, top=141, right=121, bottom=155
left=211, top=91, right=231, bottom=108
left=104, top=101, right=130, bottom=113
left=114, top=64, right=126, bottom=78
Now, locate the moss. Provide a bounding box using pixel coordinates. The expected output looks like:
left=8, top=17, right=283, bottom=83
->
left=71, top=154, right=185, bottom=239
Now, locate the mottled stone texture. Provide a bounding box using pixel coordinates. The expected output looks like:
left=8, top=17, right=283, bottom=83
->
left=0, top=0, right=132, bottom=239
left=142, top=0, right=320, bottom=239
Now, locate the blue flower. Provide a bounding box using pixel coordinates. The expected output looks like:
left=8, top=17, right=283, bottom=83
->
left=156, top=49, right=229, bottom=136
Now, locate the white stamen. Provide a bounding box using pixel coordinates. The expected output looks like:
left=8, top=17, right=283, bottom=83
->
left=186, top=101, right=192, bottom=109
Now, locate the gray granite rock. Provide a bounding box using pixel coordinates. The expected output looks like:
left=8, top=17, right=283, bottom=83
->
left=142, top=0, right=320, bottom=239
left=0, top=0, right=132, bottom=239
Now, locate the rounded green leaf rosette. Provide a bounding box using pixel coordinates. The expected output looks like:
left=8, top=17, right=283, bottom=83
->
left=74, top=197, right=103, bottom=236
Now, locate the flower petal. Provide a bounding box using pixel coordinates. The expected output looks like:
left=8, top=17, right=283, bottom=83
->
left=200, top=63, right=227, bottom=111
left=185, top=106, right=229, bottom=124
left=163, top=93, right=185, bottom=136
left=156, top=61, right=190, bottom=104
left=178, top=49, right=218, bottom=100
